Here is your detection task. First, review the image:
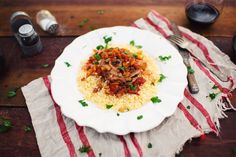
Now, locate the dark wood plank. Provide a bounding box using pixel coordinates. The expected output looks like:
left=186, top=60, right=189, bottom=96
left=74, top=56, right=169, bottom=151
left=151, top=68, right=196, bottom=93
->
left=0, top=108, right=40, bottom=157
left=0, top=5, right=235, bottom=37
left=0, top=107, right=235, bottom=157
left=0, top=37, right=235, bottom=107
left=1, top=0, right=235, bottom=6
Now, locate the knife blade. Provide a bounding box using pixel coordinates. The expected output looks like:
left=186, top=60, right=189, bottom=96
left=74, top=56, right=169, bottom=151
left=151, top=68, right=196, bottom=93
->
left=170, top=22, right=199, bottom=94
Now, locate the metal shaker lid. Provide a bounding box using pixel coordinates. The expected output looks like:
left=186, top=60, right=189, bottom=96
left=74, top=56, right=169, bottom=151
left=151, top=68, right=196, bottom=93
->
left=10, top=11, right=32, bottom=34
left=18, top=24, right=34, bottom=37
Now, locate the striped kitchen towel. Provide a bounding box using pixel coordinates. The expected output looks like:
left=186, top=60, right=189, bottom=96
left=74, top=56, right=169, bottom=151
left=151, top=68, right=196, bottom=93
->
left=21, top=10, right=236, bottom=157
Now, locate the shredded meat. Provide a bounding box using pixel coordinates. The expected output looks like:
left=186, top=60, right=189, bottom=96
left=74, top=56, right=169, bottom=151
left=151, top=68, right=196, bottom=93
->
left=84, top=47, right=146, bottom=97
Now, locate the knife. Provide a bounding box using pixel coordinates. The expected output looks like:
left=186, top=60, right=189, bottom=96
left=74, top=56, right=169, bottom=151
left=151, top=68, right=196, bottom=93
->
left=170, top=22, right=200, bottom=94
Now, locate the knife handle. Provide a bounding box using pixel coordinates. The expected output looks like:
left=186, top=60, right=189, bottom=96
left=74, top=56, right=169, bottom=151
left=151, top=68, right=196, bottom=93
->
left=171, top=21, right=181, bottom=36
left=187, top=71, right=199, bottom=94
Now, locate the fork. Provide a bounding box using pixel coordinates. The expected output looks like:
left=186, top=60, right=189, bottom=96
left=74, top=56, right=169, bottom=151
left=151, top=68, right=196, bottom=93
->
left=168, top=35, right=228, bottom=82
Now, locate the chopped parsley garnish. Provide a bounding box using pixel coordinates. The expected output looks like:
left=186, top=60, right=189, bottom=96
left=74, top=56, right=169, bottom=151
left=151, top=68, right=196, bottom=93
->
left=93, top=61, right=99, bottom=65
left=24, top=125, right=32, bottom=132
left=64, top=62, right=71, bottom=67
left=133, top=54, right=138, bottom=58
left=118, top=66, right=126, bottom=72
left=106, top=104, right=113, bottom=109
left=137, top=115, right=143, bottom=120
left=96, top=10, right=105, bottom=15
left=186, top=105, right=191, bottom=109
left=78, top=18, right=89, bottom=28
left=42, top=64, right=49, bottom=68
left=187, top=66, right=194, bottom=74
left=103, top=36, right=112, bottom=48
left=212, top=84, right=218, bottom=89
left=130, top=40, right=135, bottom=46
left=7, top=89, right=17, bottom=98
left=0, top=117, right=12, bottom=133
left=94, top=53, right=101, bottom=61
left=147, top=143, right=152, bottom=148
left=232, top=148, right=236, bottom=155
left=129, top=84, right=136, bottom=90
left=206, top=93, right=219, bottom=100
left=151, top=96, right=161, bottom=103
left=135, top=45, right=142, bottom=49
left=178, top=153, right=184, bottom=157
left=79, top=100, right=88, bottom=107
left=129, top=40, right=142, bottom=49
left=117, top=113, right=120, bottom=116
left=159, top=55, right=172, bottom=61
left=89, top=26, right=96, bottom=31
left=96, top=45, right=104, bottom=50
left=158, top=74, right=166, bottom=82
left=79, top=145, right=91, bottom=153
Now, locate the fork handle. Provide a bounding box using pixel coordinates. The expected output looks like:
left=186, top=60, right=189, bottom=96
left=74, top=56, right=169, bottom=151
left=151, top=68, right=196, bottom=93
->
left=183, top=59, right=199, bottom=94
left=187, top=71, right=199, bottom=94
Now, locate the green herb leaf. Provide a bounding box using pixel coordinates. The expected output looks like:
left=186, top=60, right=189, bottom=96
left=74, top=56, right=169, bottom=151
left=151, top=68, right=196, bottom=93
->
left=133, top=54, right=138, bottom=58
left=147, top=143, right=152, bottom=148
left=186, top=105, right=191, bottom=109
left=96, top=45, right=104, bottom=50
left=212, top=84, right=218, bottom=89
left=42, top=64, right=49, bottom=68
left=130, top=40, right=135, bottom=46
left=129, top=83, right=136, bottom=90
left=64, top=62, right=71, bottom=67
left=103, top=36, right=112, bottom=48
left=24, top=125, right=32, bottom=132
left=106, top=104, right=113, bottom=109
left=0, top=117, right=12, bottom=133
left=178, top=153, right=184, bottom=157
left=7, top=90, right=16, bottom=98
left=79, top=145, right=91, bottom=153
left=93, top=61, right=99, bottom=65
left=78, top=18, right=89, bottom=28
left=207, top=93, right=219, bottom=100
left=187, top=66, right=195, bottom=74
left=158, top=74, right=166, bottom=82
left=151, top=96, right=161, bottom=103
left=118, top=66, right=126, bottom=72
left=89, top=26, right=96, bottom=31
left=94, top=53, right=101, bottom=61
left=232, top=148, right=236, bottom=155
left=159, top=55, right=172, bottom=61
left=135, top=45, right=142, bottom=49
left=96, top=10, right=105, bottom=15
left=137, top=115, right=143, bottom=120
left=79, top=100, right=88, bottom=107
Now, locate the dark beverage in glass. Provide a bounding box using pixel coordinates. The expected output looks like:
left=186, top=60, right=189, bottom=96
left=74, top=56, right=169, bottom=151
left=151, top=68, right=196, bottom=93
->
left=185, top=0, right=224, bottom=25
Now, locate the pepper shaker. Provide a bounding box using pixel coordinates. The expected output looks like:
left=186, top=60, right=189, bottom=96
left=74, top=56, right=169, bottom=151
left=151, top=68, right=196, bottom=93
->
left=10, top=11, right=43, bottom=56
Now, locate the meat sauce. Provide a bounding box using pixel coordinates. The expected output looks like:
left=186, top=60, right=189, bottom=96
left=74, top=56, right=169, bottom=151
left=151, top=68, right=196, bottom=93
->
left=83, top=47, right=147, bottom=97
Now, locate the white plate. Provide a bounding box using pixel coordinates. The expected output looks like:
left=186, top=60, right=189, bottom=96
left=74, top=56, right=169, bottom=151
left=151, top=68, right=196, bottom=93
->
left=51, top=26, right=187, bottom=135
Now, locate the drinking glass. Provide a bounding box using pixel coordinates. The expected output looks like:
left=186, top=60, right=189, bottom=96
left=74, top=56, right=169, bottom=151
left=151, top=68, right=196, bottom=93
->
left=185, top=0, right=224, bottom=25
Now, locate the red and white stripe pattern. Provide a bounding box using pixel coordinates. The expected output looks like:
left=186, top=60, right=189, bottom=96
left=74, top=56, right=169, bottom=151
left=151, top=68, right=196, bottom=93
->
left=21, top=11, right=236, bottom=157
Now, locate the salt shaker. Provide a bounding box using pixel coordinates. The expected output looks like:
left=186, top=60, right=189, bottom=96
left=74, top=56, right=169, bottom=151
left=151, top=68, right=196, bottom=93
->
left=36, top=10, right=59, bottom=34
left=10, top=11, right=43, bottom=56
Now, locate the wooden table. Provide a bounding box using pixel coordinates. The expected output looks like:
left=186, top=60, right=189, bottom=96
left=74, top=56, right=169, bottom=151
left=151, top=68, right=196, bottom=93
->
left=0, top=0, right=235, bottom=156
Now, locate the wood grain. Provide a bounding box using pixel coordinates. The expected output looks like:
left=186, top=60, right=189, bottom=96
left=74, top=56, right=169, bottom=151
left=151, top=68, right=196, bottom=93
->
left=0, top=107, right=235, bottom=157
left=0, top=5, right=235, bottom=37
left=0, top=37, right=235, bottom=107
